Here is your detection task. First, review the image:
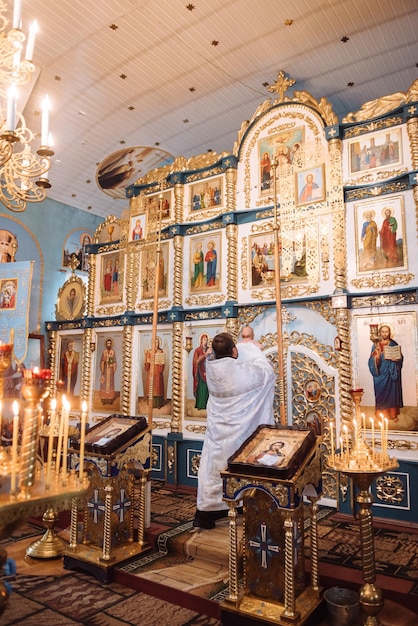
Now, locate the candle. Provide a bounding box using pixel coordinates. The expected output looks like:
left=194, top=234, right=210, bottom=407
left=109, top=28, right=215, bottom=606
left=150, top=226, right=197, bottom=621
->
left=6, top=84, right=17, bottom=131
left=62, top=396, right=70, bottom=482
left=384, top=418, right=389, bottom=458
left=55, top=401, right=64, bottom=478
left=370, top=417, right=375, bottom=459
left=329, top=420, right=334, bottom=462
left=343, top=425, right=349, bottom=461
left=12, top=0, right=22, bottom=29
left=46, top=399, right=56, bottom=489
left=25, top=20, right=38, bottom=62
left=10, top=401, right=19, bottom=495
left=79, top=401, right=87, bottom=480
left=41, top=95, right=50, bottom=146
left=361, top=412, right=366, bottom=432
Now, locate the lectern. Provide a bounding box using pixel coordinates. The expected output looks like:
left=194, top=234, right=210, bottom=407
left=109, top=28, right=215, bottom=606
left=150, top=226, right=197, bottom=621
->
left=64, top=414, right=151, bottom=582
left=221, top=425, right=323, bottom=626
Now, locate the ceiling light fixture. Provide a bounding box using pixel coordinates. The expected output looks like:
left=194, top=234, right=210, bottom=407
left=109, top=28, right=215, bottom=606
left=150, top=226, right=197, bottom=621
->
left=0, top=0, right=53, bottom=212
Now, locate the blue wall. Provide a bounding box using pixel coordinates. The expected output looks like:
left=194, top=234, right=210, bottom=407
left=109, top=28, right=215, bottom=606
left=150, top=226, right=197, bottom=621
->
left=0, top=197, right=101, bottom=336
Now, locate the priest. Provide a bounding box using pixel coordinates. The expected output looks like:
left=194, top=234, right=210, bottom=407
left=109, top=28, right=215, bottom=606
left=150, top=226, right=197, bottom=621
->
left=193, top=332, right=276, bottom=529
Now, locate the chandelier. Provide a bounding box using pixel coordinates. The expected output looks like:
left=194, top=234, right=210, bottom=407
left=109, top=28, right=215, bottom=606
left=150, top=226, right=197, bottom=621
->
left=0, top=0, right=53, bottom=212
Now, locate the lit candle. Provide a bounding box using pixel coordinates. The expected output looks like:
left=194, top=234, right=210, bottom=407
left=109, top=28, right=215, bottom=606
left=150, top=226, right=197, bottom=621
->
left=10, top=401, right=19, bottom=495
left=384, top=418, right=389, bottom=458
left=343, top=425, right=349, bottom=461
left=41, top=95, right=50, bottom=146
left=361, top=412, right=366, bottom=432
left=25, top=20, right=38, bottom=62
left=379, top=420, right=384, bottom=458
left=46, top=399, right=56, bottom=489
left=370, top=417, right=375, bottom=459
left=55, top=401, right=64, bottom=478
left=62, top=396, right=70, bottom=481
left=79, top=401, right=87, bottom=480
left=12, top=0, right=22, bottom=29
left=6, top=84, right=17, bottom=131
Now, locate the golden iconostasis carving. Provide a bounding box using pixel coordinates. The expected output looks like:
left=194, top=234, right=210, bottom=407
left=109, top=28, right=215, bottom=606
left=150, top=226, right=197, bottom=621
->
left=49, top=76, right=418, bottom=469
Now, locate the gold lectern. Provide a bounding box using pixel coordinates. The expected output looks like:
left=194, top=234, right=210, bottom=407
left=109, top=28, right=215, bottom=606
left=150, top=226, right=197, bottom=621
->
left=64, top=414, right=152, bottom=582
left=221, top=425, right=323, bottom=626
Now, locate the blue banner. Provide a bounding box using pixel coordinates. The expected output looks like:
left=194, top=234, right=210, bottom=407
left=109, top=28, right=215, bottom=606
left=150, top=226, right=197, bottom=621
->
left=0, top=261, right=33, bottom=365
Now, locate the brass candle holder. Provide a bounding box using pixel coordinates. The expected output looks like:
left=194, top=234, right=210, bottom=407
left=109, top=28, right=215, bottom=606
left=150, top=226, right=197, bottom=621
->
left=0, top=356, right=90, bottom=612
left=328, top=388, right=398, bottom=625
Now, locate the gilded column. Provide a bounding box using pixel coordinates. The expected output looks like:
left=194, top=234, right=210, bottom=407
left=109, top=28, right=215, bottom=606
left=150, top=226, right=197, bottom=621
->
left=48, top=330, right=58, bottom=399
left=171, top=321, right=183, bottom=433
left=86, top=251, right=96, bottom=316
left=226, top=223, right=238, bottom=302
left=329, top=136, right=352, bottom=424
left=121, top=325, right=133, bottom=415
left=174, top=182, right=184, bottom=224
left=125, top=246, right=139, bottom=312
left=406, top=113, right=418, bottom=234
left=225, top=166, right=237, bottom=212
left=172, top=235, right=184, bottom=307
left=81, top=328, right=93, bottom=409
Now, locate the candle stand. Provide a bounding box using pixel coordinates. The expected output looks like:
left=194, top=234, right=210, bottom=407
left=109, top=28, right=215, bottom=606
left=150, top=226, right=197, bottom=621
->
left=0, top=353, right=89, bottom=615
left=328, top=389, right=398, bottom=625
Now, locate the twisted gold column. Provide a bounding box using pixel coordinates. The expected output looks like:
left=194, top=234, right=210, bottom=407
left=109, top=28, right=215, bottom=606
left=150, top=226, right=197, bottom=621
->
left=86, top=252, right=96, bottom=316
left=227, top=504, right=239, bottom=603
left=171, top=321, right=183, bottom=433
left=101, top=483, right=113, bottom=562
left=225, top=166, right=237, bottom=212
left=81, top=328, right=93, bottom=409
left=226, top=223, right=238, bottom=302
left=69, top=497, right=78, bottom=549
left=282, top=515, right=298, bottom=620
left=307, top=493, right=320, bottom=593
left=174, top=182, right=184, bottom=223
left=121, top=326, right=133, bottom=415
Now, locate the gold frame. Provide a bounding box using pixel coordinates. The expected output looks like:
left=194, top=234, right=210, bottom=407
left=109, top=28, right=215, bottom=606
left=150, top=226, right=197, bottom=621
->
left=56, top=275, right=86, bottom=321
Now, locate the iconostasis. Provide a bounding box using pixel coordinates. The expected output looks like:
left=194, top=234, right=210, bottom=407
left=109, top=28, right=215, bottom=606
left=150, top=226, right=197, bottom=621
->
left=47, top=75, right=418, bottom=520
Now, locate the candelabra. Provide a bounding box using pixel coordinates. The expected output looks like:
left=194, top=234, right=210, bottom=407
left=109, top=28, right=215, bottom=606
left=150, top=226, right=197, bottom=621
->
left=0, top=0, right=54, bottom=212
left=328, top=388, right=398, bottom=626
left=0, top=343, right=89, bottom=615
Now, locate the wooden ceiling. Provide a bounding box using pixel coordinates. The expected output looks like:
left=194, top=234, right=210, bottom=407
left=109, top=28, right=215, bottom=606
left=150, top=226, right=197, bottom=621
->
left=15, top=0, right=418, bottom=218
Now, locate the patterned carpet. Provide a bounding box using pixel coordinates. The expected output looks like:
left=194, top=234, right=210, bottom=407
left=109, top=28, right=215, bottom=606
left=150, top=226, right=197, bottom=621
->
left=1, top=570, right=221, bottom=626
left=306, top=515, right=418, bottom=585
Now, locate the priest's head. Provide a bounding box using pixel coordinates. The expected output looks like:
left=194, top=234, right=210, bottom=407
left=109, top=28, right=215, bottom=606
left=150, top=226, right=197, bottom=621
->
left=211, top=332, right=238, bottom=360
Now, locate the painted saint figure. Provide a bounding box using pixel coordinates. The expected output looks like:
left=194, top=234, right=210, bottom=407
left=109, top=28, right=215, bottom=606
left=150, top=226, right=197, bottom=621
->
left=193, top=242, right=204, bottom=288
left=361, top=210, right=378, bottom=270
left=144, top=337, right=165, bottom=408
left=205, top=241, right=217, bottom=287
left=132, top=219, right=143, bottom=241
left=100, top=338, right=117, bottom=405
left=298, top=173, right=320, bottom=204
left=368, top=324, right=403, bottom=422
left=103, top=260, right=113, bottom=295
left=379, top=207, right=398, bottom=265
left=192, top=333, right=210, bottom=410
left=61, top=339, right=79, bottom=396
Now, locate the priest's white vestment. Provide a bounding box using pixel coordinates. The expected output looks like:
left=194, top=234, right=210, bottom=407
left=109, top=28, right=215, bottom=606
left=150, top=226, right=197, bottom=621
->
left=197, top=343, right=276, bottom=512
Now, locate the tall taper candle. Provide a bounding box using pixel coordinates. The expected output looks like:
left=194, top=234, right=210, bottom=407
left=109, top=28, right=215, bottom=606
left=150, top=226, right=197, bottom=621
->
left=45, top=398, right=57, bottom=489
left=62, top=396, right=70, bottom=482
left=79, top=401, right=87, bottom=480
left=10, top=401, right=19, bottom=495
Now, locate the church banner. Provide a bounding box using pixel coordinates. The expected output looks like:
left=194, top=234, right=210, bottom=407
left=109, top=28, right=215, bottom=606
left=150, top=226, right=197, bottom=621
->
left=0, top=261, right=33, bottom=365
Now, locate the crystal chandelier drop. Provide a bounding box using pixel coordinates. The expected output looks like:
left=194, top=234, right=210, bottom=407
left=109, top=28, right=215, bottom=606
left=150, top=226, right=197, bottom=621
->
left=0, top=0, right=53, bottom=212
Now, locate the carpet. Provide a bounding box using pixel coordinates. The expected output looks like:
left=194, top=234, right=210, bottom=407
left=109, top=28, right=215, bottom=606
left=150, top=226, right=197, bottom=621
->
left=305, top=516, right=418, bottom=584
left=1, top=570, right=221, bottom=626
left=150, top=485, right=197, bottom=528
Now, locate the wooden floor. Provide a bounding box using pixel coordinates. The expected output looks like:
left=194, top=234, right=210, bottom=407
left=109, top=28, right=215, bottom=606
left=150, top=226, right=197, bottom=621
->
left=4, top=519, right=418, bottom=626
